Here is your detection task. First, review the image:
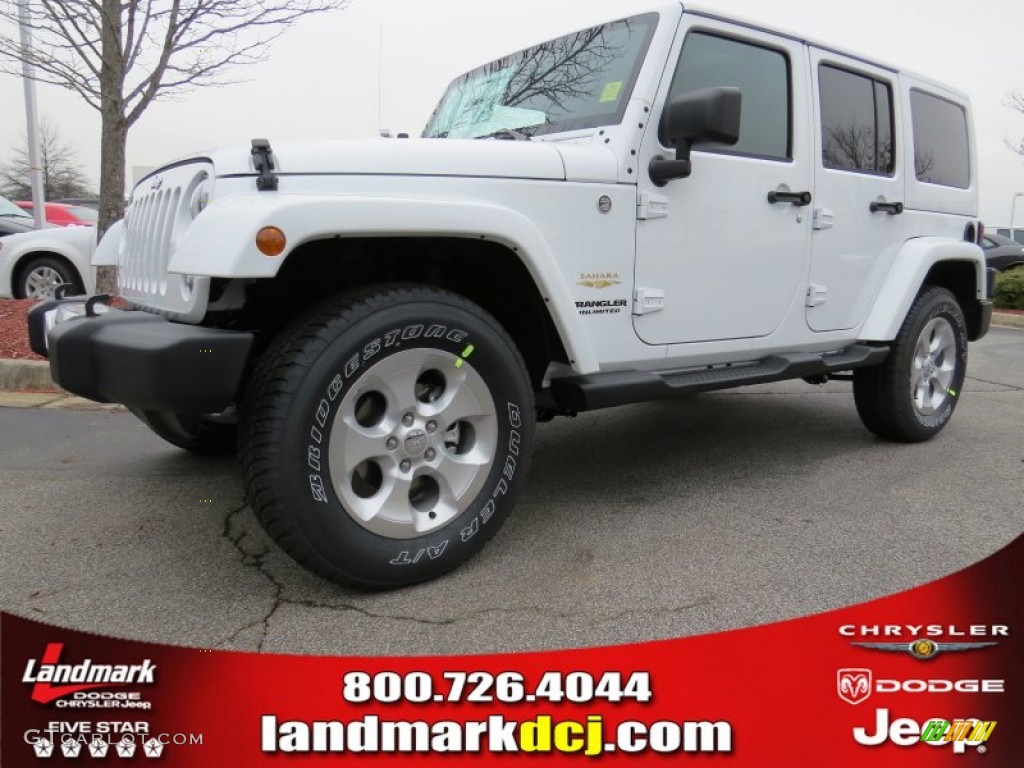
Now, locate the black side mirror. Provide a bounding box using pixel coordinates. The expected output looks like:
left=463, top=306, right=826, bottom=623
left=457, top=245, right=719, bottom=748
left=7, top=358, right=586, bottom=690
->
left=649, top=86, right=742, bottom=186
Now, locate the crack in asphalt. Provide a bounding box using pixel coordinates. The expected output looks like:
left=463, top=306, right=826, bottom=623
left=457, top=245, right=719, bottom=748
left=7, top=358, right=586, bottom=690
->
left=216, top=504, right=714, bottom=647
left=221, top=504, right=284, bottom=652
left=965, top=375, right=1024, bottom=392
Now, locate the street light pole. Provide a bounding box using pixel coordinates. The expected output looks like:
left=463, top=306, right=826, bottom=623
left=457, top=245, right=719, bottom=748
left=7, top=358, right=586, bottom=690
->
left=18, top=0, right=46, bottom=229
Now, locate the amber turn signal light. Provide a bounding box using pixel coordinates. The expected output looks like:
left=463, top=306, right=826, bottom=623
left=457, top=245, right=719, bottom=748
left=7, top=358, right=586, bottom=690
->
left=256, top=226, right=286, bottom=256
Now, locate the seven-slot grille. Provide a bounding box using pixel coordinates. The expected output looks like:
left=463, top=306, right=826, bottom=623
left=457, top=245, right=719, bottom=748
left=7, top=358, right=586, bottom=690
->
left=120, top=184, right=181, bottom=297
left=117, top=161, right=211, bottom=318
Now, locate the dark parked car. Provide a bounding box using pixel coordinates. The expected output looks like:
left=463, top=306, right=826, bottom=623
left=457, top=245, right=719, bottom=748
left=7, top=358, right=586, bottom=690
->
left=0, top=196, right=38, bottom=237
left=983, top=233, right=1024, bottom=272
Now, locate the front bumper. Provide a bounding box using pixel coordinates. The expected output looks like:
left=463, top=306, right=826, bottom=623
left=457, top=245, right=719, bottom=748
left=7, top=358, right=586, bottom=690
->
left=28, top=298, right=253, bottom=413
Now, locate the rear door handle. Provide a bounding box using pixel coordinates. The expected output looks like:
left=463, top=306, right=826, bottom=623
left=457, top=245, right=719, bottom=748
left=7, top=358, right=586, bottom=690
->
left=869, top=200, right=904, bottom=215
left=767, top=190, right=812, bottom=206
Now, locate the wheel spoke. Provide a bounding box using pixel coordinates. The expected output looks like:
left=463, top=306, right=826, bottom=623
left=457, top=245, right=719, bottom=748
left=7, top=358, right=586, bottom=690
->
left=374, top=366, right=422, bottom=420
left=341, top=431, right=394, bottom=468
left=431, top=369, right=489, bottom=424
left=434, top=451, right=489, bottom=501
left=347, top=471, right=414, bottom=525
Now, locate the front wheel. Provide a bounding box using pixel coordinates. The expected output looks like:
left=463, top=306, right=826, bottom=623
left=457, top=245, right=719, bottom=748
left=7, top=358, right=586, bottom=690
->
left=239, top=286, right=535, bottom=588
left=853, top=286, right=968, bottom=442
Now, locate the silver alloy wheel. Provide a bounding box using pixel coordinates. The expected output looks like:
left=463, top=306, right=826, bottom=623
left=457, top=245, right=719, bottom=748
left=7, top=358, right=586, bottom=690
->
left=328, top=348, right=498, bottom=539
left=24, top=266, right=66, bottom=298
left=910, top=316, right=957, bottom=417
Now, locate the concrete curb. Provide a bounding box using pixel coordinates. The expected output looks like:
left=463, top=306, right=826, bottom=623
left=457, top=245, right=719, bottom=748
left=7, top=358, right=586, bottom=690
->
left=993, top=312, right=1024, bottom=329
left=0, top=359, right=58, bottom=392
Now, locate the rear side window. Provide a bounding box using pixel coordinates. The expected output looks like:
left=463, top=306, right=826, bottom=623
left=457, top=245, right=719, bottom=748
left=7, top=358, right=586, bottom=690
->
left=910, top=90, right=970, bottom=188
left=819, top=65, right=894, bottom=174
left=666, top=32, right=790, bottom=160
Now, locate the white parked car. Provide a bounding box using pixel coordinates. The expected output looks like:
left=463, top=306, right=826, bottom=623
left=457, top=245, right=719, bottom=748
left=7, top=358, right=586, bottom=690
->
left=0, top=225, right=96, bottom=299
left=31, top=2, right=993, bottom=588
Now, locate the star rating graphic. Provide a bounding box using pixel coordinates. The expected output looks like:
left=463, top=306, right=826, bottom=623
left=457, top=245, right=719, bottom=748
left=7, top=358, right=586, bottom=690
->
left=89, top=737, right=110, bottom=758
left=115, top=737, right=137, bottom=758
left=60, top=739, right=83, bottom=758
left=33, top=737, right=55, bottom=758
left=143, top=738, right=166, bottom=758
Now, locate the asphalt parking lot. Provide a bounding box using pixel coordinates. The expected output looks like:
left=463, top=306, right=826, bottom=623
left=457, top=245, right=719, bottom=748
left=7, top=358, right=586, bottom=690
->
left=1, top=327, right=1022, bottom=656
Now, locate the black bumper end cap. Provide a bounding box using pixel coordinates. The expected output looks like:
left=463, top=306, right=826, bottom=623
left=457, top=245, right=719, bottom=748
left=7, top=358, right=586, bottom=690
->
left=48, top=311, right=254, bottom=414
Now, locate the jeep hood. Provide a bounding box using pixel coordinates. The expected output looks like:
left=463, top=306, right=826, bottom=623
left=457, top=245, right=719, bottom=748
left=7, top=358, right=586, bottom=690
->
left=198, top=138, right=619, bottom=184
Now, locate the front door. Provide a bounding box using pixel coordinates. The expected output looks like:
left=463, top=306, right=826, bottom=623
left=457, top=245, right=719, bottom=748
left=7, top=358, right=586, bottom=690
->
left=634, top=20, right=811, bottom=346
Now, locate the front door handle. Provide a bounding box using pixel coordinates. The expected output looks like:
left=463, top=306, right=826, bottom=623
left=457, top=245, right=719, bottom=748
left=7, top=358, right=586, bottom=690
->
left=870, top=200, right=904, bottom=215
left=767, top=189, right=812, bottom=206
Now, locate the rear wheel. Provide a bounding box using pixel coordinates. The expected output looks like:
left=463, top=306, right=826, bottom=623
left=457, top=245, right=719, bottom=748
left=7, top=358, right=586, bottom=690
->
left=853, top=286, right=967, bottom=442
left=240, top=285, right=534, bottom=588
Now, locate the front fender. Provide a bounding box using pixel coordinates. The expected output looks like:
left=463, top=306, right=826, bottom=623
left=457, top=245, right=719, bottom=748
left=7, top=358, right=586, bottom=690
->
left=859, top=237, right=986, bottom=341
left=169, top=193, right=599, bottom=373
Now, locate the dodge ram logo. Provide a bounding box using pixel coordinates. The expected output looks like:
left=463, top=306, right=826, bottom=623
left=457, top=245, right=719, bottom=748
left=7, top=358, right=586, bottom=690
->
left=838, top=668, right=872, bottom=705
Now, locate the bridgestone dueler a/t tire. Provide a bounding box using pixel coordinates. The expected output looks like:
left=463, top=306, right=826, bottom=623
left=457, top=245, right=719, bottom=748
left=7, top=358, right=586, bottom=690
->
left=239, top=286, right=535, bottom=588
left=853, top=286, right=968, bottom=443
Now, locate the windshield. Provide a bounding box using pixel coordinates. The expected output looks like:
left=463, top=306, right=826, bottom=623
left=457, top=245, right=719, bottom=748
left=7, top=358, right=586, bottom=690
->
left=423, top=13, right=658, bottom=139
left=69, top=206, right=99, bottom=223
left=0, top=196, right=31, bottom=219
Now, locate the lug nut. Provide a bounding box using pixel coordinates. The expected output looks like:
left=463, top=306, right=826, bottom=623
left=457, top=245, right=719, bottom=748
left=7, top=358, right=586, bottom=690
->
left=399, top=459, right=412, bottom=473
left=402, top=413, right=414, bottom=427
left=386, top=436, right=398, bottom=450
left=424, top=448, right=436, bottom=461
left=425, top=420, right=438, bottom=434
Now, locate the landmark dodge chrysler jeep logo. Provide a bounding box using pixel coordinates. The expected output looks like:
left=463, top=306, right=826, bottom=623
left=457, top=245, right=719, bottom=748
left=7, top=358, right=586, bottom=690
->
left=23, top=643, right=156, bottom=704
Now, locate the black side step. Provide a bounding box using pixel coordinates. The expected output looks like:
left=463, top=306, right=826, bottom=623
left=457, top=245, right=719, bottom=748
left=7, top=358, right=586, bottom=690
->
left=550, top=344, right=889, bottom=412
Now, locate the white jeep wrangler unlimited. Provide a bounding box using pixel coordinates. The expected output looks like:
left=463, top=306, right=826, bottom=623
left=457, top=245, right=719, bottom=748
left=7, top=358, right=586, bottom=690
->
left=30, top=3, right=994, bottom=587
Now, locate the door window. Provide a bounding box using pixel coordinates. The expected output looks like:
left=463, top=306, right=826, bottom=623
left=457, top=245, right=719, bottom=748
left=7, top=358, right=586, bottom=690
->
left=819, top=65, right=894, bottom=175
left=665, top=32, right=790, bottom=160
left=909, top=90, right=970, bottom=188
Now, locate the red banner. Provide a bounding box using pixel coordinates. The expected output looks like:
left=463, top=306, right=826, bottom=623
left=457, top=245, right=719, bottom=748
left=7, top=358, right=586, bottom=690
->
left=3, top=534, right=1021, bottom=765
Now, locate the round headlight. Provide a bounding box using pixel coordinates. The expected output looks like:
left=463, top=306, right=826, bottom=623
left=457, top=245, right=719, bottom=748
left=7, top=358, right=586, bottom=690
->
left=189, top=178, right=211, bottom=218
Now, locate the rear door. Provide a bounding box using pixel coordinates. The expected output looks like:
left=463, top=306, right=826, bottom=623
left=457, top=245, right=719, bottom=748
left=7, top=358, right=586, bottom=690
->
left=806, top=50, right=905, bottom=331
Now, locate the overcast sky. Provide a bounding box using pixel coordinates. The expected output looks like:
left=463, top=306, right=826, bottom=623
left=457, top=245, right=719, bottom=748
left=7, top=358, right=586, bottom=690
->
left=2, top=0, right=1023, bottom=223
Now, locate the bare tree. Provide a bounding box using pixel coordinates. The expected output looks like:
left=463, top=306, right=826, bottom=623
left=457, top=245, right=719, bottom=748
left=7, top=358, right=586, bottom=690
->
left=1008, top=89, right=1024, bottom=156
left=0, top=0, right=345, bottom=292
left=0, top=117, right=94, bottom=200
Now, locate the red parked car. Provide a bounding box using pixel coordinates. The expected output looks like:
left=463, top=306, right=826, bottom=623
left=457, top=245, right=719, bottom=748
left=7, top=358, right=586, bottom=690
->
left=14, top=201, right=97, bottom=227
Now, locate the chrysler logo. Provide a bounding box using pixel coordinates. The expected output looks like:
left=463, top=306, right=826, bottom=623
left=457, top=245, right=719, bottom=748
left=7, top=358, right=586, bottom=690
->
left=837, top=668, right=872, bottom=705
left=850, top=639, right=997, bottom=660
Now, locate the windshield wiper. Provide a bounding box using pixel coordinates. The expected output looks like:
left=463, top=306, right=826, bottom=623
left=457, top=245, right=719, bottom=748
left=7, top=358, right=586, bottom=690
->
left=475, top=129, right=533, bottom=141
